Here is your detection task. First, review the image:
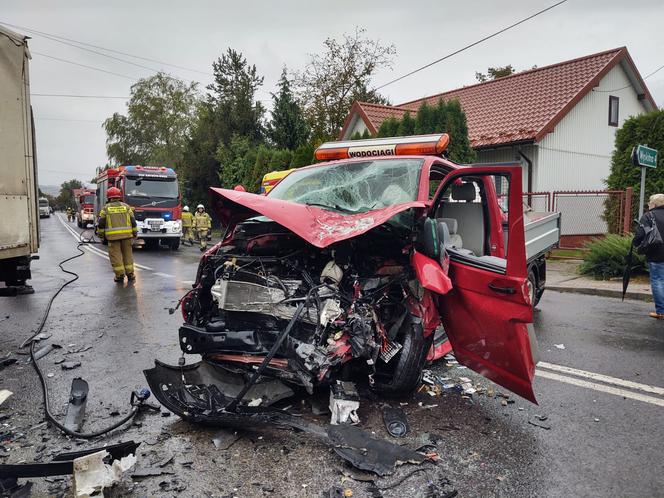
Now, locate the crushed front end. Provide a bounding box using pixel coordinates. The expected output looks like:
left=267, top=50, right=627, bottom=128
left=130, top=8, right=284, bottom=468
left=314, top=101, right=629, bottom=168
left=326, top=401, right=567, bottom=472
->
left=176, top=212, right=439, bottom=400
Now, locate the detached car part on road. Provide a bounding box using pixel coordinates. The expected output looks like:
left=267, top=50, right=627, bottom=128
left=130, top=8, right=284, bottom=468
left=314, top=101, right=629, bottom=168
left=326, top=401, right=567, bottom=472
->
left=147, top=134, right=541, bottom=431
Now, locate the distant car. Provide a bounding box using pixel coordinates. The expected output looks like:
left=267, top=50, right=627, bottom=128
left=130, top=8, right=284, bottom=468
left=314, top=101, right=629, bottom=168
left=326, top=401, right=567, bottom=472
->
left=38, top=197, right=50, bottom=218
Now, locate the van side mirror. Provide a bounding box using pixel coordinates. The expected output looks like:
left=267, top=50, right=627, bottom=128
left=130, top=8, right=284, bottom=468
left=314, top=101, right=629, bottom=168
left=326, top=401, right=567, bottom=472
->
left=416, top=218, right=440, bottom=260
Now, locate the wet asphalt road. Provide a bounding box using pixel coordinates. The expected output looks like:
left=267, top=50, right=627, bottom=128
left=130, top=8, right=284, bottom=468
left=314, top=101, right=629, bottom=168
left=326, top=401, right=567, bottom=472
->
left=1, top=214, right=663, bottom=497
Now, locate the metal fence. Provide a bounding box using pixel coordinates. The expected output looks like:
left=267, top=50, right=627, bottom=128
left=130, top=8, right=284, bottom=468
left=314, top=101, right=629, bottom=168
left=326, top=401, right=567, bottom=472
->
left=498, top=188, right=630, bottom=247
left=523, top=192, right=551, bottom=212
left=551, top=190, right=627, bottom=237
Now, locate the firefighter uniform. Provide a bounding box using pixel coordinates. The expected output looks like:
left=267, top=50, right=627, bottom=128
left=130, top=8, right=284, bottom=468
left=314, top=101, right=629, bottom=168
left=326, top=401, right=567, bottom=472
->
left=181, top=208, right=194, bottom=246
left=194, top=208, right=212, bottom=251
left=97, top=200, right=138, bottom=282
left=66, top=207, right=73, bottom=222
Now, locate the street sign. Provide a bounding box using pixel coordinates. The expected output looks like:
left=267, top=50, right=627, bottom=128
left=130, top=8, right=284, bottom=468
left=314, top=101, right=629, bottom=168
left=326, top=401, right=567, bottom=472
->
left=632, top=145, right=658, bottom=168
left=631, top=145, right=658, bottom=219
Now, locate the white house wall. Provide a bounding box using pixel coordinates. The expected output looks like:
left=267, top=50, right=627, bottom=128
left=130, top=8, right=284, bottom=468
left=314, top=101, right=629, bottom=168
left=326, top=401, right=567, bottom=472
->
left=475, top=144, right=536, bottom=194
left=343, top=115, right=368, bottom=139
left=536, top=63, right=648, bottom=192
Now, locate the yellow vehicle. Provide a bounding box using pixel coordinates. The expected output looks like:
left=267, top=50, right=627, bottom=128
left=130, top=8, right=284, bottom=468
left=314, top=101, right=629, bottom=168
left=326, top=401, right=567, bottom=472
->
left=260, top=169, right=295, bottom=194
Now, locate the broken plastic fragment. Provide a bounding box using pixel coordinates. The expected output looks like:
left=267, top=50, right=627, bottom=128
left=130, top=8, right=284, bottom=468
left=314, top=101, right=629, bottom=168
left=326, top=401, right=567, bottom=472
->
left=554, top=344, right=565, bottom=350
left=330, top=381, right=360, bottom=425
left=0, top=389, right=12, bottom=406
left=73, top=449, right=136, bottom=498
left=382, top=406, right=409, bottom=438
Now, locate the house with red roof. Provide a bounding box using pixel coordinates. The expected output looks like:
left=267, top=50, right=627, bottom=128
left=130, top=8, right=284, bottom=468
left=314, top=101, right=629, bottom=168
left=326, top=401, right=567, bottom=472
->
left=339, top=47, right=657, bottom=193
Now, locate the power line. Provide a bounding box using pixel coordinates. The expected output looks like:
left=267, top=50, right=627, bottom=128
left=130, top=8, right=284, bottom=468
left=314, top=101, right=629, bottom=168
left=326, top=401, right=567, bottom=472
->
left=10, top=24, right=201, bottom=84
left=32, top=93, right=129, bottom=99
left=0, top=20, right=212, bottom=76
left=35, top=117, right=103, bottom=123
left=32, top=51, right=139, bottom=81
left=375, top=0, right=569, bottom=90
left=592, top=63, right=664, bottom=93
left=28, top=30, right=173, bottom=75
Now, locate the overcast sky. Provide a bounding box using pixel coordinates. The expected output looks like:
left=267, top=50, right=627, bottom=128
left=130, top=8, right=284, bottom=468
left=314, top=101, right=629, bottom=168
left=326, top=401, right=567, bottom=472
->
left=2, top=0, right=663, bottom=187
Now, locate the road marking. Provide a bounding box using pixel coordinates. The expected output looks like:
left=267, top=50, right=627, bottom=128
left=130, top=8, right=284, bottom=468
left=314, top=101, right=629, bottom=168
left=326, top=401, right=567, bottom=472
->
left=153, top=272, right=175, bottom=278
left=56, top=214, right=153, bottom=270
left=538, top=361, right=664, bottom=396
left=536, top=370, right=664, bottom=407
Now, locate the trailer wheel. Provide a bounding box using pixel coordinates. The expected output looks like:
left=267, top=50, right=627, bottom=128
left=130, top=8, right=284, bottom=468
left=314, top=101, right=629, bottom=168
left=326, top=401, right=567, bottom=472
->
left=528, top=268, right=542, bottom=308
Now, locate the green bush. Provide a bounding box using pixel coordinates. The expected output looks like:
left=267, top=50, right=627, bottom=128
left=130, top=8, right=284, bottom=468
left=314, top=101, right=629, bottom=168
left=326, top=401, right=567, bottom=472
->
left=606, top=109, right=664, bottom=224
left=578, top=234, right=646, bottom=280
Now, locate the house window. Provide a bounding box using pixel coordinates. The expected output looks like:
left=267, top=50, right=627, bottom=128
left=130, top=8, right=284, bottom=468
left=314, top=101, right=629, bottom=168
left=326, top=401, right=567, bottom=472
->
left=608, top=96, right=619, bottom=127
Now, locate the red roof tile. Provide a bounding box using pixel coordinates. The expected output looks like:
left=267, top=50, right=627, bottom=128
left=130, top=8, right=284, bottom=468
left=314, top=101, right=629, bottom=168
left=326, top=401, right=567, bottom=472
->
left=345, top=48, right=655, bottom=148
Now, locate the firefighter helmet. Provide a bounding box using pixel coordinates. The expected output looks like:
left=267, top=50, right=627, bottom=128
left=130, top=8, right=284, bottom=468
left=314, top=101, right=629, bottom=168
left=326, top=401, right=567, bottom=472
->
left=107, top=187, right=122, bottom=200
left=197, top=204, right=204, bottom=210
left=183, top=206, right=189, bottom=212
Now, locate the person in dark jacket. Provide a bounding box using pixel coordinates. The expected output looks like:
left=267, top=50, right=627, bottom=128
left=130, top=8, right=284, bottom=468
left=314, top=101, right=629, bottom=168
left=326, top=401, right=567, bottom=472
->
left=633, top=193, right=664, bottom=319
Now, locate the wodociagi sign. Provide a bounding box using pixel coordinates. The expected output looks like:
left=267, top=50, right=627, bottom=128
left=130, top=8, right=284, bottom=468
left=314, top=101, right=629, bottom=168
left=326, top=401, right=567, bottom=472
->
left=632, top=145, right=658, bottom=168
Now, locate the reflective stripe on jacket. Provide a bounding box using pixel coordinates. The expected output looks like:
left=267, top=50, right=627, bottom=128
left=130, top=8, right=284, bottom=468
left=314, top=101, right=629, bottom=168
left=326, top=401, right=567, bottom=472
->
left=181, top=211, right=194, bottom=228
left=98, top=201, right=137, bottom=241
left=194, top=212, right=211, bottom=230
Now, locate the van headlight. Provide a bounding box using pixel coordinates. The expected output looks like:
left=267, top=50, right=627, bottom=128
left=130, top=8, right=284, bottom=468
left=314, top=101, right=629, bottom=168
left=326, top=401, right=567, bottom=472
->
left=172, top=221, right=181, bottom=233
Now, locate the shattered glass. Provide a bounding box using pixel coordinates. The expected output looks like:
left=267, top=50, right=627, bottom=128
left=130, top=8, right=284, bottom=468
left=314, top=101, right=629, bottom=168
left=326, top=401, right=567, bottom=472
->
left=268, top=159, right=423, bottom=214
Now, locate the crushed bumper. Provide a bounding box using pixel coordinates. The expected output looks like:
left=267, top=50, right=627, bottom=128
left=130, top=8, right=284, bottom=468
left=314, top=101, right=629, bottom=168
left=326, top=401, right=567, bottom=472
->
left=143, top=360, right=427, bottom=475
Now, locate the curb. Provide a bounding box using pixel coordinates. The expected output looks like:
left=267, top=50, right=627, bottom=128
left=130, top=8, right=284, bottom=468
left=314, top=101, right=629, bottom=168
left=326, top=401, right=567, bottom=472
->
left=546, top=285, right=652, bottom=302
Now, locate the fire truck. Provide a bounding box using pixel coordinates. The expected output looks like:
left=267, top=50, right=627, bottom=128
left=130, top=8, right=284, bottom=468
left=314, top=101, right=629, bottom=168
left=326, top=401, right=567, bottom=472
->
left=94, top=165, right=182, bottom=249
left=72, top=188, right=95, bottom=228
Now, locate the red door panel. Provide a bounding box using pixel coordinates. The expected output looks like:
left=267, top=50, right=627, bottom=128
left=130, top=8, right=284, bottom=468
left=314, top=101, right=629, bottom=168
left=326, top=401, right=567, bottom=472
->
left=432, top=166, right=538, bottom=403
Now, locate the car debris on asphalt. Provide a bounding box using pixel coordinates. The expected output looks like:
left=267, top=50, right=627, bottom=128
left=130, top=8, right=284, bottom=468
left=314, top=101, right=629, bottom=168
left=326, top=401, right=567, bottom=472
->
left=382, top=406, right=409, bottom=438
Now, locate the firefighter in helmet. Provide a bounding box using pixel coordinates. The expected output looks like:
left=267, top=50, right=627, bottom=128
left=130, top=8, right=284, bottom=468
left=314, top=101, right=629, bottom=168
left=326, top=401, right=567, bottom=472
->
left=180, top=206, right=194, bottom=246
left=193, top=204, right=212, bottom=251
left=66, top=206, right=73, bottom=222
left=97, top=187, right=138, bottom=283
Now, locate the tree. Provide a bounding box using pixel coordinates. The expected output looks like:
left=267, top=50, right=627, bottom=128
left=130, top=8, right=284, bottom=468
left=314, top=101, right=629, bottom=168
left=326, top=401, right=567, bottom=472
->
left=206, top=48, right=265, bottom=146
left=475, top=65, right=515, bottom=83
left=350, top=129, right=372, bottom=140
left=103, top=73, right=199, bottom=166
left=606, top=109, right=664, bottom=228
left=56, top=179, right=83, bottom=209
left=215, top=135, right=259, bottom=192
left=295, top=28, right=395, bottom=141
left=290, top=143, right=316, bottom=168
left=377, top=99, right=476, bottom=163
left=397, top=112, right=415, bottom=136
left=267, top=68, right=309, bottom=149
left=181, top=49, right=265, bottom=201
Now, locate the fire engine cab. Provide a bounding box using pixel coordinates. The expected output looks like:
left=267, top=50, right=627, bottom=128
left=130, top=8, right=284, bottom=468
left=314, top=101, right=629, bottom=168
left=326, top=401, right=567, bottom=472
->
left=95, top=165, right=183, bottom=250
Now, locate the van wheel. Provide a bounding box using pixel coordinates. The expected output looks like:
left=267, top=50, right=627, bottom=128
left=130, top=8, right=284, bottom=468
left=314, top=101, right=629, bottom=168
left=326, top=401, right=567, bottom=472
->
left=371, top=313, right=431, bottom=397
left=170, top=239, right=180, bottom=251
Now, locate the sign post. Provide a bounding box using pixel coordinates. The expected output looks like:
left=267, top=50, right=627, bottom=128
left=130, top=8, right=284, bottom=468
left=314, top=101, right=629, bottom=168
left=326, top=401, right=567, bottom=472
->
left=631, top=145, right=658, bottom=220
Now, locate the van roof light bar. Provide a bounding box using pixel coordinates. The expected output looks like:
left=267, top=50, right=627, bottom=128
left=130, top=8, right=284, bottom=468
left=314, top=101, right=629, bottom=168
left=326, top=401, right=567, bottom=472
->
left=314, top=133, right=450, bottom=161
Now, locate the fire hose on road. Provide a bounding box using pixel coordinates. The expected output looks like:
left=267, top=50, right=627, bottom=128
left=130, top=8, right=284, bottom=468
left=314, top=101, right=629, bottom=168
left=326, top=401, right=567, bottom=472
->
left=20, top=236, right=156, bottom=439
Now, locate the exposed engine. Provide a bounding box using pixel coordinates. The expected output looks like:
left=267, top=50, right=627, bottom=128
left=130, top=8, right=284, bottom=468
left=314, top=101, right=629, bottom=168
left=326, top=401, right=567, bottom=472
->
left=180, top=216, right=437, bottom=395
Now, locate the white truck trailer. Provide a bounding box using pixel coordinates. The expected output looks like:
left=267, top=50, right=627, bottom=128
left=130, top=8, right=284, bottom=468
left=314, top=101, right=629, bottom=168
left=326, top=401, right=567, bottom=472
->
left=0, top=25, right=39, bottom=292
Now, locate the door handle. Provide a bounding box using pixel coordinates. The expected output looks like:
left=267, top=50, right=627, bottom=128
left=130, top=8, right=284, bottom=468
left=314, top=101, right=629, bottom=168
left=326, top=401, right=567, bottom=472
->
left=488, top=283, right=516, bottom=295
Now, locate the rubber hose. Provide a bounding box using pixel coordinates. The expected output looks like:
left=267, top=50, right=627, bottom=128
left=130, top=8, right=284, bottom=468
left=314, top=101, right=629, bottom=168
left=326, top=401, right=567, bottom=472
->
left=24, top=235, right=141, bottom=438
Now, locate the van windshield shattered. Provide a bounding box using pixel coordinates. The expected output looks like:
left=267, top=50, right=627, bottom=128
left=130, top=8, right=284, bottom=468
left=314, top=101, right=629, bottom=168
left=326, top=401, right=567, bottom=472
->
left=267, top=159, right=423, bottom=214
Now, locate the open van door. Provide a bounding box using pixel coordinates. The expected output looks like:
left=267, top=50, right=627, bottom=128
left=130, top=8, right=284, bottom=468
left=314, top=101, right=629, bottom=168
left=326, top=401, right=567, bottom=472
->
left=432, top=166, right=538, bottom=403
